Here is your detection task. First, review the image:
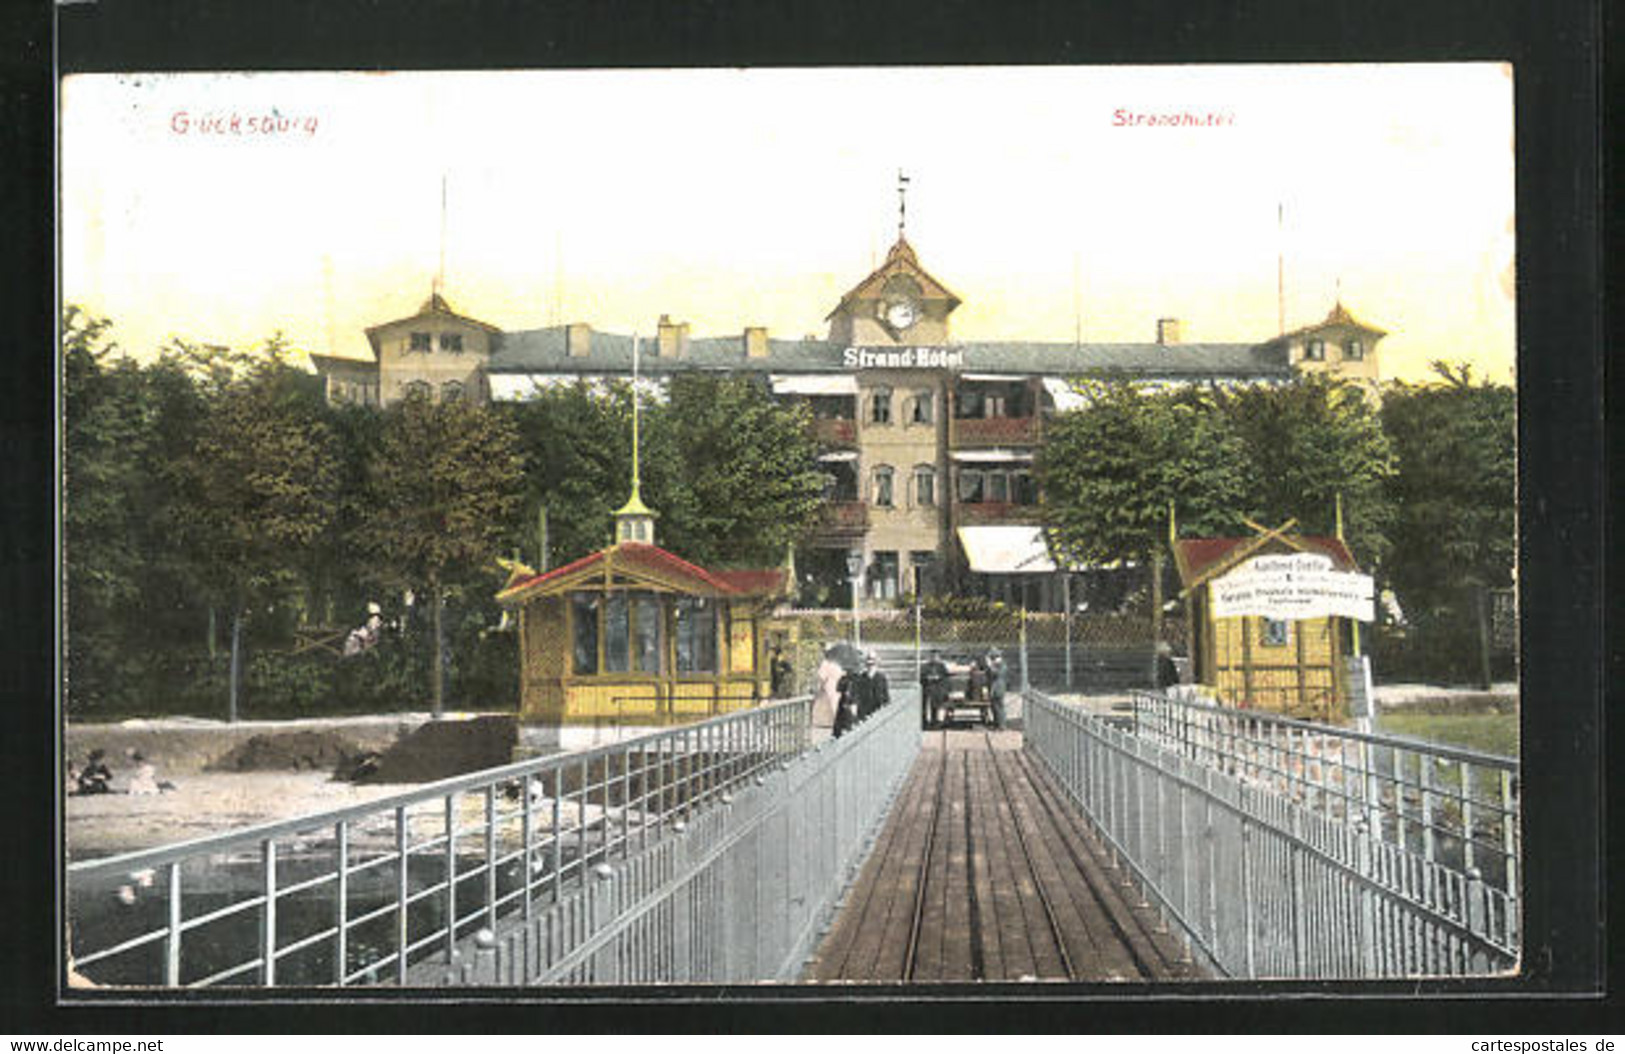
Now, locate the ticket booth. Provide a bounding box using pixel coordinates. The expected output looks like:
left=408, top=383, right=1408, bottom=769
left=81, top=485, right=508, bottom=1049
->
left=1173, top=520, right=1373, bottom=721
left=497, top=541, right=789, bottom=732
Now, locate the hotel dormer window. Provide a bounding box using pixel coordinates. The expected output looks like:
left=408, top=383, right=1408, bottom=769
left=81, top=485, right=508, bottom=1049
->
left=1303, top=339, right=1326, bottom=362
left=409, top=331, right=433, bottom=352
left=1344, top=339, right=1364, bottom=360
left=440, top=332, right=464, bottom=353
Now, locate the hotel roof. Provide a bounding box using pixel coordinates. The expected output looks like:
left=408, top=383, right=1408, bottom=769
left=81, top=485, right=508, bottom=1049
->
left=487, top=327, right=1292, bottom=380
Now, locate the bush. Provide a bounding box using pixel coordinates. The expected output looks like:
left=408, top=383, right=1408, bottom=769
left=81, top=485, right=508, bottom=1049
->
left=1370, top=609, right=1516, bottom=686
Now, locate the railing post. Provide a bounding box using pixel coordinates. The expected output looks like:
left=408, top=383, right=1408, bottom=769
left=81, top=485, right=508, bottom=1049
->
left=334, top=821, right=349, bottom=985
left=445, top=794, right=458, bottom=964
left=485, top=786, right=498, bottom=932
left=260, top=838, right=277, bottom=986
left=395, top=805, right=409, bottom=985
left=165, top=861, right=183, bottom=987
left=521, top=777, right=535, bottom=920
left=550, top=782, right=563, bottom=903
left=1240, top=789, right=1256, bottom=979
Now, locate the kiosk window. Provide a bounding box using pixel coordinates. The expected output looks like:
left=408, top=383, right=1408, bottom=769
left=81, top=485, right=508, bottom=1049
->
left=572, top=593, right=600, bottom=674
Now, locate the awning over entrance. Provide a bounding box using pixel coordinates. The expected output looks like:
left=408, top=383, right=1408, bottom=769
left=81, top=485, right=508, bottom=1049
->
left=957, top=526, right=1056, bottom=574
left=771, top=374, right=858, bottom=396
left=1041, top=377, right=1089, bottom=412
left=949, top=449, right=1035, bottom=463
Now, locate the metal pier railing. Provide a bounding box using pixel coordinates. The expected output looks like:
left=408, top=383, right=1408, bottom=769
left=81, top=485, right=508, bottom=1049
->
left=67, top=697, right=815, bottom=988
left=1024, top=690, right=1520, bottom=979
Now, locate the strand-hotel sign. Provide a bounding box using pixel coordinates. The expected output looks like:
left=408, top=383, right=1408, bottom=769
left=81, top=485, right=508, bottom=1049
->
left=1209, top=553, right=1375, bottom=622
left=842, top=346, right=966, bottom=369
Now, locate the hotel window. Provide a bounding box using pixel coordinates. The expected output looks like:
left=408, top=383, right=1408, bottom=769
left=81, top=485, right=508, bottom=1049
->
left=409, top=331, right=433, bottom=352
left=1344, top=339, right=1364, bottom=361
left=440, top=380, right=464, bottom=403
left=1261, top=619, right=1291, bottom=647
left=955, top=387, right=983, bottom=419
left=1013, top=471, right=1039, bottom=506
left=675, top=597, right=717, bottom=673
left=870, top=386, right=892, bottom=424
left=911, top=390, right=934, bottom=424
left=913, top=465, right=936, bottom=507
left=1303, top=339, right=1326, bottom=362
left=440, top=332, right=464, bottom=353
left=988, top=472, right=1010, bottom=503
left=868, top=551, right=899, bottom=600
left=959, top=468, right=985, bottom=504
left=403, top=380, right=433, bottom=401
left=873, top=465, right=895, bottom=507
left=572, top=593, right=600, bottom=675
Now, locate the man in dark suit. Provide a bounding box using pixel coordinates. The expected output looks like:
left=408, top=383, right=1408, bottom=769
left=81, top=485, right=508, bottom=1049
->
left=920, top=649, right=950, bottom=729
left=850, top=651, right=891, bottom=722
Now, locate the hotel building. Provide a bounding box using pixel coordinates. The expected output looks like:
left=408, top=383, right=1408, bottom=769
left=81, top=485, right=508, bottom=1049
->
left=312, top=234, right=1386, bottom=610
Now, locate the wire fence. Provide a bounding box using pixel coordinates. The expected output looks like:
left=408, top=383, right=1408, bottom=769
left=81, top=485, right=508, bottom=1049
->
left=782, top=608, right=1156, bottom=697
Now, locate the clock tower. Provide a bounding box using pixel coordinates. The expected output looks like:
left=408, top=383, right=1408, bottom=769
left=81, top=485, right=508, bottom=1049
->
left=825, top=235, right=962, bottom=347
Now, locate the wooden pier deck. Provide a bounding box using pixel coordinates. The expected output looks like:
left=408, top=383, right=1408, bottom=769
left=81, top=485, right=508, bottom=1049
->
left=806, top=728, right=1203, bottom=984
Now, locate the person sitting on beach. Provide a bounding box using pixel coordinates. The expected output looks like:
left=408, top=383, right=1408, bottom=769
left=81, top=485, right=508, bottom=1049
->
left=124, top=750, right=176, bottom=795
left=75, top=749, right=113, bottom=795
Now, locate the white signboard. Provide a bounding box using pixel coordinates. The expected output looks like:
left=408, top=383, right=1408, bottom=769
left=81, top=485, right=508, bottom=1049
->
left=842, top=346, right=966, bottom=369
left=1210, top=552, right=1375, bottom=622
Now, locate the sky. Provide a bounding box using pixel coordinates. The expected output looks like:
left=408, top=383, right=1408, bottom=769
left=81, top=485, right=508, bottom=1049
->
left=60, top=65, right=1515, bottom=383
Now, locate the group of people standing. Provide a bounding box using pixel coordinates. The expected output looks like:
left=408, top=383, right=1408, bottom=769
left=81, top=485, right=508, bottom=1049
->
left=812, top=647, right=892, bottom=737
left=920, top=648, right=1008, bottom=730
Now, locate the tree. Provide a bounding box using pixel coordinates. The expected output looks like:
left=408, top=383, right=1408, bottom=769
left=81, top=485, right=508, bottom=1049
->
left=647, top=374, right=826, bottom=568
left=1038, top=381, right=1252, bottom=672
left=357, top=389, right=523, bottom=717
left=504, top=375, right=825, bottom=570
left=1381, top=363, right=1515, bottom=685
left=182, top=337, right=339, bottom=720
left=505, top=381, right=633, bottom=567
left=63, top=309, right=216, bottom=715
left=1040, top=381, right=1251, bottom=563
left=1220, top=376, right=1396, bottom=569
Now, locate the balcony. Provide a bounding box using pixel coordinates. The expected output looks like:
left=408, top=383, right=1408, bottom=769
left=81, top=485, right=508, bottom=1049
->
left=809, top=500, right=869, bottom=543
left=949, top=415, right=1042, bottom=448
left=954, top=502, right=1045, bottom=526
left=811, top=417, right=858, bottom=447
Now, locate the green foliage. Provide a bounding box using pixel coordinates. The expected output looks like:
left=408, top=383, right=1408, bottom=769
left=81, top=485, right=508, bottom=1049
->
left=1038, top=381, right=1250, bottom=564
left=503, top=382, right=633, bottom=566
left=1218, top=376, right=1396, bottom=567
left=505, top=374, right=824, bottom=569
left=181, top=337, right=340, bottom=604
left=356, top=388, right=524, bottom=593
left=649, top=374, right=825, bottom=568
left=1381, top=363, right=1515, bottom=615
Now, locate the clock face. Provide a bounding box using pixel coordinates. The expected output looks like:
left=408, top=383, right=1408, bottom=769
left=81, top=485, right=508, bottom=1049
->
left=884, top=299, right=919, bottom=330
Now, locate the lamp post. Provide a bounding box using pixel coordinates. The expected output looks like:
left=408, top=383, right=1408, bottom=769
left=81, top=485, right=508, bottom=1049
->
left=846, top=550, right=864, bottom=649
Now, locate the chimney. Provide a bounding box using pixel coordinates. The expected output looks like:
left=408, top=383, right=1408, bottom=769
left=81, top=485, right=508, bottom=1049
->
left=566, top=322, right=593, bottom=357
left=1156, top=318, right=1182, bottom=345
left=744, top=326, right=769, bottom=359
left=657, top=315, right=690, bottom=358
